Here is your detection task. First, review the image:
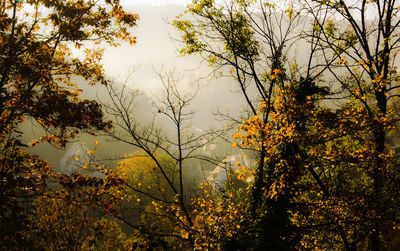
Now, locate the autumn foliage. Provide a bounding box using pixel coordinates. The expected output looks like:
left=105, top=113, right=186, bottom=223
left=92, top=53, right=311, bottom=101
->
left=172, top=0, right=400, bottom=250
left=3, top=0, right=400, bottom=250
left=0, top=0, right=137, bottom=248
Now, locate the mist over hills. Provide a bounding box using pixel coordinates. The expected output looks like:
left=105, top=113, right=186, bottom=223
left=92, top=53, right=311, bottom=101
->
left=20, top=3, right=257, bottom=175
left=19, top=3, right=354, bottom=174
left=19, top=2, right=400, bottom=173
left=101, top=4, right=251, bottom=128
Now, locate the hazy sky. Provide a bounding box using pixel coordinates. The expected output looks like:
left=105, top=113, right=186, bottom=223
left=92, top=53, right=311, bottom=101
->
left=122, top=0, right=191, bottom=6
left=100, top=4, right=246, bottom=129
left=101, top=4, right=198, bottom=93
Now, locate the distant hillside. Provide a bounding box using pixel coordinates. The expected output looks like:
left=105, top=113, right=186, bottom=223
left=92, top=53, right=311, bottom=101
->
left=19, top=4, right=260, bottom=173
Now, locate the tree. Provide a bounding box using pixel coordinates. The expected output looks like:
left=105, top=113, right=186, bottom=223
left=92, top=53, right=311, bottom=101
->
left=103, top=69, right=221, bottom=249
left=174, top=0, right=400, bottom=250
left=174, top=0, right=327, bottom=248
left=301, top=0, right=400, bottom=249
left=0, top=0, right=137, bottom=247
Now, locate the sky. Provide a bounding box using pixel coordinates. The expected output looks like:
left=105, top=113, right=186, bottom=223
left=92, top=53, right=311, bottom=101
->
left=121, top=0, right=191, bottom=6
left=101, top=4, right=199, bottom=92
left=99, top=3, right=246, bottom=130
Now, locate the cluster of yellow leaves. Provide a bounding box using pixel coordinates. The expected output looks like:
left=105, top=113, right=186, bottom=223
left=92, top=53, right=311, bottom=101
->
left=235, top=164, right=255, bottom=185
left=233, top=86, right=311, bottom=151
left=186, top=185, right=245, bottom=250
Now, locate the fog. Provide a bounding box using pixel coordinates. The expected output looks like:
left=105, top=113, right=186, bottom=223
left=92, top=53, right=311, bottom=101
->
left=22, top=3, right=253, bottom=184
left=22, top=3, right=325, bottom=177
left=23, top=3, right=343, bottom=172
left=101, top=4, right=248, bottom=129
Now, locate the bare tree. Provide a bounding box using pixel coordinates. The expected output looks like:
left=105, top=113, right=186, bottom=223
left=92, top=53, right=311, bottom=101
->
left=102, top=69, right=223, bottom=248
